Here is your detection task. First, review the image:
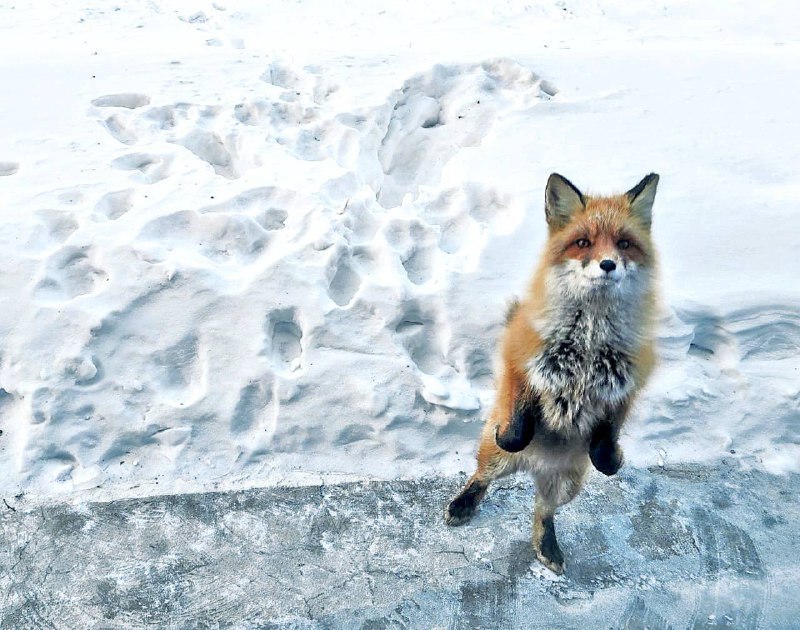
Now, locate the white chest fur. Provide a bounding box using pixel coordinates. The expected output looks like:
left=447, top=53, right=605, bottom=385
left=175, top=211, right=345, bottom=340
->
left=527, top=300, right=639, bottom=436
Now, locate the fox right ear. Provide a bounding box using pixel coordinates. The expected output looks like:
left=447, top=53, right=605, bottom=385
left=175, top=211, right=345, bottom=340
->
left=626, top=173, right=659, bottom=229
left=545, top=173, right=585, bottom=228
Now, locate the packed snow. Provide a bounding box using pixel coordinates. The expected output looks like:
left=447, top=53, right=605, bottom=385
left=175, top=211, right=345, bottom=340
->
left=0, top=0, right=798, bottom=503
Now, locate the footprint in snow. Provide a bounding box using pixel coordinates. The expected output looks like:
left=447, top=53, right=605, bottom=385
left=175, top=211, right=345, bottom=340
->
left=102, top=113, right=139, bottom=145
left=327, top=253, right=361, bottom=307
left=33, top=209, right=79, bottom=245
left=94, top=189, right=136, bottom=221
left=383, top=218, right=438, bottom=286
left=231, top=376, right=273, bottom=434
left=152, top=333, right=205, bottom=406
left=177, top=129, right=238, bottom=179
left=111, top=152, right=174, bottom=184
left=393, top=301, right=445, bottom=376
left=91, top=93, right=151, bottom=109
left=33, top=245, right=108, bottom=303
left=264, top=309, right=303, bottom=374
left=0, top=161, right=19, bottom=176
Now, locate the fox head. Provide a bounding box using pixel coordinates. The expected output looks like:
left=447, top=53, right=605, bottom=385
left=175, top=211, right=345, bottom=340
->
left=542, top=172, right=659, bottom=301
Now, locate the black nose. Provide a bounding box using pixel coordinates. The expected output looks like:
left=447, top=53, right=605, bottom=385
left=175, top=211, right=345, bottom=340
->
left=599, top=259, right=616, bottom=273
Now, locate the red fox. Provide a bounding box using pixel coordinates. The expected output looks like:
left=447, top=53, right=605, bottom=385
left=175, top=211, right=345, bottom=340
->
left=445, top=172, right=660, bottom=574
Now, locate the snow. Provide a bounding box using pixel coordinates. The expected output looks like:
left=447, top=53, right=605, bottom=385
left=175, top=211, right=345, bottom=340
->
left=0, top=0, right=799, bottom=504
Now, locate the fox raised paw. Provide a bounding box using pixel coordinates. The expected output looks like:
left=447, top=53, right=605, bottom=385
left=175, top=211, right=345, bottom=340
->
left=589, top=422, right=624, bottom=476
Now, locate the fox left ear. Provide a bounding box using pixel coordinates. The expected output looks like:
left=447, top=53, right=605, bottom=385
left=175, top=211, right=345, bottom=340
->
left=545, top=173, right=585, bottom=229
left=626, top=173, right=659, bottom=229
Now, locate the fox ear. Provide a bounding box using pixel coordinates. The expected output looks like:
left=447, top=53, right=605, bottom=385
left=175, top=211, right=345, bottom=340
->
left=626, top=173, right=659, bottom=229
left=545, top=173, right=585, bottom=228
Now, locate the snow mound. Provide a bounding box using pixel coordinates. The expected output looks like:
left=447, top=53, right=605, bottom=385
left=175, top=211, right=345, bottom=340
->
left=0, top=56, right=551, bottom=498
left=1, top=1, right=798, bottom=501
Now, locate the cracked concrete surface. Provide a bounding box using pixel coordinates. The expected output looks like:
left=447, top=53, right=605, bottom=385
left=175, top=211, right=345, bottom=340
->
left=1, top=464, right=798, bottom=628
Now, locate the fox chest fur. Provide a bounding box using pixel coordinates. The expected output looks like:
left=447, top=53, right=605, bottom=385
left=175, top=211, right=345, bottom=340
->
left=527, top=299, right=638, bottom=438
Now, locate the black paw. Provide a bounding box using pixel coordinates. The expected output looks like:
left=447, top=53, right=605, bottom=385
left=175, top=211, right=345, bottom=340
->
left=535, top=516, right=565, bottom=574
left=589, top=440, right=624, bottom=476
left=494, top=395, right=539, bottom=452
left=494, top=425, right=532, bottom=453
left=444, top=482, right=486, bottom=526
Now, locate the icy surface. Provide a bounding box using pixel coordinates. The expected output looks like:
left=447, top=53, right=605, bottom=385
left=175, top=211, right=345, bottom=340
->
left=0, top=2, right=798, bottom=505
left=1, top=466, right=798, bottom=627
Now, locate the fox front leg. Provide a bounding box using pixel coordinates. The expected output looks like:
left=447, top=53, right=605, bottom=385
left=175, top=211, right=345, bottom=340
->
left=495, top=393, right=541, bottom=452
left=589, top=413, right=625, bottom=476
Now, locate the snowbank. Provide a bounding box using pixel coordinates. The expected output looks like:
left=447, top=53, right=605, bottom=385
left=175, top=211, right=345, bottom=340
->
left=0, top=1, right=798, bottom=500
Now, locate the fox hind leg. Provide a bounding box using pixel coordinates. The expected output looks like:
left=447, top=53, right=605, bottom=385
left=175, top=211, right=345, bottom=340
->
left=532, top=463, right=588, bottom=574
left=445, top=428, right=516, bottom=526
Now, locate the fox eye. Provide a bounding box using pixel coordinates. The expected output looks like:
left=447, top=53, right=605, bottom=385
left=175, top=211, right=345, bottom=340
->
left=576, top=238, right=591, bottom=249
left=617, top=239, right=631, bottom=250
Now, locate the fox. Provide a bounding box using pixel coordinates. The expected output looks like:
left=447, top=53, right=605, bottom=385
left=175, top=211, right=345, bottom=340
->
left=444, top=172, right=660, bottom=574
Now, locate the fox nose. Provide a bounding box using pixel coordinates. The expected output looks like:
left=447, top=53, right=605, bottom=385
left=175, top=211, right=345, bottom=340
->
left=599, top=259, right=616, bottom=273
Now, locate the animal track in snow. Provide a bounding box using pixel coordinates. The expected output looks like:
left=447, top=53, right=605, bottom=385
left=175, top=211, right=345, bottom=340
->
left=152, top=333, right=205, bottom=406
left=257, top=207, right=288, bottom=231
left=55, top=188, right=84, bottom=205
left=231, top=376, right=273, bottom=434
left=639, top=304, right=800, bottom=468
left=383, top=218, right=439, bottom=285
left=201, top=185, right=300, bottom=215
left=0, top=161, right=19, bottom=176
left=462, top=347, right=494, bottom=389
left=33, top=245, right=108, bottom=302
left=392, top=299, right=480, bottom=411
left=111, top=152, right=174, bottom=183
left=88, top=62, right=335, bottom=181
left=327, top=252, right=361, bottom=307
left=264, top=309, right=303, bottom=374
left=30, top=209, right=79, bottom=249
left=101, top=113, right=139, bottom=145
left=94, top=189, right=136, bottom=220
left=393, top=301, right=445, bottom=376
left=92, top=93, right=151, bottom=109
left=334, top=423, right=376, bottom=446
left=177, top=129, right=238, bottom=178
left=88, top=95, right=169, bottom=145
left=340, top=199, right=381, bottom=245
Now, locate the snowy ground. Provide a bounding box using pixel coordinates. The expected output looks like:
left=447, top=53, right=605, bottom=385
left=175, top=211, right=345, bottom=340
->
left=1, top=0, right=799, bottom=626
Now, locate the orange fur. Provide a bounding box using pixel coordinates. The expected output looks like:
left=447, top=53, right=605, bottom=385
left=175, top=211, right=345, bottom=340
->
left=491, top=189, right=658, bottom=442
left=446, top=173, right=661, bottom=574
